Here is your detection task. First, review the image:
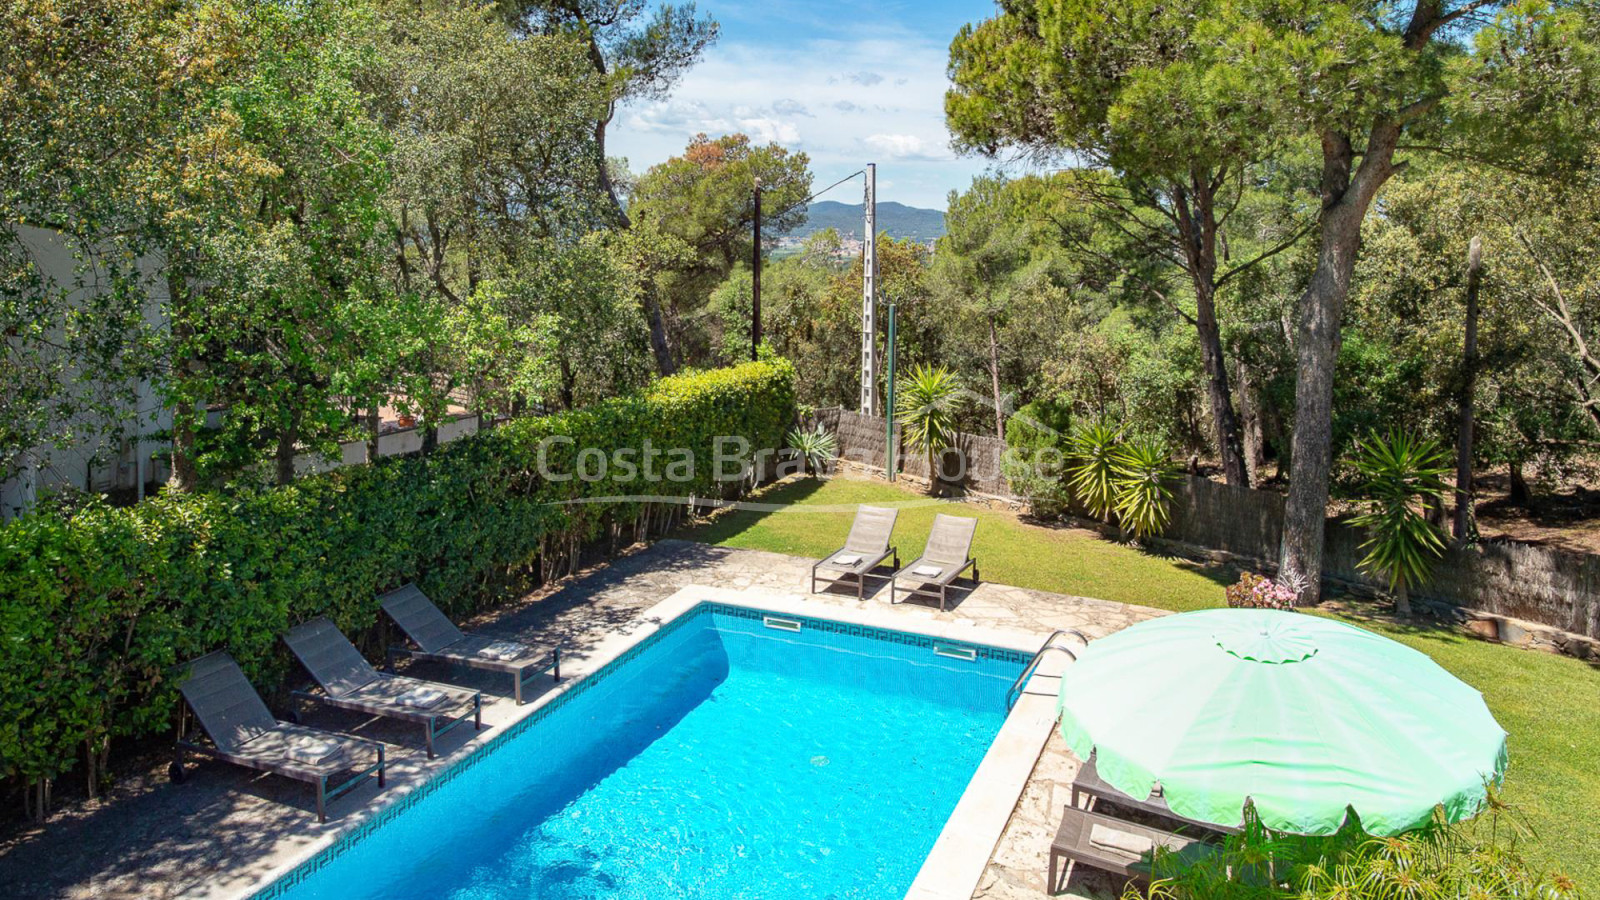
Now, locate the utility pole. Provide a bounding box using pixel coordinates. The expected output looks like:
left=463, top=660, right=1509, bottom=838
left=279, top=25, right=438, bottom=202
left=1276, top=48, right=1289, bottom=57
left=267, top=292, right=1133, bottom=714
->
left=860, top=162, right=877, bottom=416
left=751, top=179, right=762, bottom=361
left=885, top=300, right=897, bottom=480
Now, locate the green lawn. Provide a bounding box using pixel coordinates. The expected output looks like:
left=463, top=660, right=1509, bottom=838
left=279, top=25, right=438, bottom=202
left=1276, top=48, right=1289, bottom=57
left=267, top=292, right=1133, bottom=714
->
left=676, top=475, right=1600, bottom=885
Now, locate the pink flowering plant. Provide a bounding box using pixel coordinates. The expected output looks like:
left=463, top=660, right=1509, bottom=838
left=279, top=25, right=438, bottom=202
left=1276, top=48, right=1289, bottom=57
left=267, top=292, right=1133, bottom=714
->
left=1225, top=572, right=1298, bottom=610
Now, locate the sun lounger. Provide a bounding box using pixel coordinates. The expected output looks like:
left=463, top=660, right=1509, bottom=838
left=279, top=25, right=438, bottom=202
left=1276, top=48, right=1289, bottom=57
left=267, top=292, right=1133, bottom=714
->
left=1047, top=806, right=1216, bottom=889
left=283, top=617, right=482, bottom=758
left=810, top=505, right=900, bottom=599
left=171, top=651, right=384, bottom=822
left=379, top=584, right=560, bottom=705
left=1072, top=753, right=1242, bottom=834
left=890, top=513, right=979, bottom=610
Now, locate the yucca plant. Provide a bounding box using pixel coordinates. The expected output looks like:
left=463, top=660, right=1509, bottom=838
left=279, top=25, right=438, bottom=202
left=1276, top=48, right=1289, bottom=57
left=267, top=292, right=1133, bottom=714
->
left=1066, top=422, right=1121, bottom=523
left=785, top=424, right=838, bottom=477
left=1346, top=429, right=1452, bottom=617
left=895, top=364, right=965, bottom=495
left=1112, top=437, right=1177, bottom=540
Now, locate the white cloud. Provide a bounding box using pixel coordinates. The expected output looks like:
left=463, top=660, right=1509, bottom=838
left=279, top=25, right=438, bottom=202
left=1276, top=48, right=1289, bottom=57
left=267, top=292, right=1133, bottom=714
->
left=739, top=117, right=802, bottom=145
left=863, top=133, right=952, bottom=161
left=608, top=22, right=998, bottom=208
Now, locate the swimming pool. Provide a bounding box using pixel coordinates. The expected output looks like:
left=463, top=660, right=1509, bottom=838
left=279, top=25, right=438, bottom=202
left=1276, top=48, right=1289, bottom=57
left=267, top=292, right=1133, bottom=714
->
left=256, top=603, right=1027, bottom=900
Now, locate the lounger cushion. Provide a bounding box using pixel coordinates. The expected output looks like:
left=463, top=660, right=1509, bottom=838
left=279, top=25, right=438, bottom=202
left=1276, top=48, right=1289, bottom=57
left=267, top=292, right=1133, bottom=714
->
left=475, top=641, right=526, bottom=662
left=396, top=687, right=446, bottom=708
left=834, top=553, right=863, bottom=566
left=913, top=564, right=943, bottom=577
left=1090, top=823, right=1155, bottom=856
left=284, top=738, right=346, bottom=766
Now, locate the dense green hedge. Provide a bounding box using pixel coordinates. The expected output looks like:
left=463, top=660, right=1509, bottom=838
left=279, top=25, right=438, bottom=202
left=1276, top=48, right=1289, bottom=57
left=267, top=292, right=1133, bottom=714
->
left=0, top=359, right=796, bottom=793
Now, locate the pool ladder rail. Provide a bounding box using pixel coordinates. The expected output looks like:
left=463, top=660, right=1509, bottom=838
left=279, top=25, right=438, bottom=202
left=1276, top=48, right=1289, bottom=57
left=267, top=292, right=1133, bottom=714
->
left=1005, top=629, right=1090, bottom=711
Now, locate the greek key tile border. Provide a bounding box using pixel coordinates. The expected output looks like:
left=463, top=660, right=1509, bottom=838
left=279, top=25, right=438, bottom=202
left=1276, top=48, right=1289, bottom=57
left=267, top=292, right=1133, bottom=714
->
left=247, top=601, right=1021, bottom=898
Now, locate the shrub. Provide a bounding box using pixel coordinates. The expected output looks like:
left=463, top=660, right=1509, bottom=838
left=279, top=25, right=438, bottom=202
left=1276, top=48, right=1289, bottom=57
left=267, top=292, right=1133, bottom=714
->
left=895, top=364, right=965, bottom=495
left=1002, top=398, right=1073, bottom=516
left=1133, top=803, right=1577, bottom=900
left=1226, top=572, right=1298, bottom=610
left=1066, top=421, right=1121, bottom=522
left=784, top=424, right=837, bottom=477
left=1345, top=428, right=1451, bottom=617
left=1111, top=437, right=1177, bottom=540
left=0, top=359, right=796, bottom=811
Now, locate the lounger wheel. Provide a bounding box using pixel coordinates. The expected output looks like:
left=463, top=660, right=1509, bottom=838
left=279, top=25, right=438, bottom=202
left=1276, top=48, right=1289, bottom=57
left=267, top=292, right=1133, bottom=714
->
left=168, top=761, right=188, bottom=783
left=287, top=707, right=302, bottom=725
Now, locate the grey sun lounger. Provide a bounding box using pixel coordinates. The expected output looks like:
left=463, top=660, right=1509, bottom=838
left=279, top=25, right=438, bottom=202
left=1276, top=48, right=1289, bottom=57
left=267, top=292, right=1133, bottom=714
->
left=1073, top=753, right=1242, bottom=834
left=1048, top=806, right=1216, bottom=888
left=283, top=617, right=482, bottom=758
left=379, top=584, right=561, bottom=704
left=890, top=513, right=980, bottom=611
left=811, top=505, right=900, bottom=599
left=172, top=651, right=384, bottom=822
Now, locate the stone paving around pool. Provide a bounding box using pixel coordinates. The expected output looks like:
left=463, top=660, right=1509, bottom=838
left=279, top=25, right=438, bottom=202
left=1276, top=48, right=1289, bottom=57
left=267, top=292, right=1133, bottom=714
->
left=0, top=538, right=1163, bottom=900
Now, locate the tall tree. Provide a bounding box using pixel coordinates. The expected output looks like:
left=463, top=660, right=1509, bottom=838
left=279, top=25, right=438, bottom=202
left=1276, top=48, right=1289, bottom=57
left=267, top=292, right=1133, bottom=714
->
left=504, top=0, right=718, bottom=224
left=946, top=2, right=1311, bottom=487
left=949, top=0, right=1598, bottom=600
left=628, top=133, right=811, bottom=372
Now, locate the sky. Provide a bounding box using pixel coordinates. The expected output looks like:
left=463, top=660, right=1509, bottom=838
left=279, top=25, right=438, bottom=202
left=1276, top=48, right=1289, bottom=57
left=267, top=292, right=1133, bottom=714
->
left=609, top=0, right=1007, bottom=211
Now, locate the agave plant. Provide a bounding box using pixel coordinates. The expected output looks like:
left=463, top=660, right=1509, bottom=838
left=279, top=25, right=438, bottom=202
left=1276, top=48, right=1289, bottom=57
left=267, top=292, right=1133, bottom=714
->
left=895, top=364, right=965, bottom=495
left=1346, top=429, right=1452, bottom=617
left=785, top=424, right=838, bottom=477
left=1066, top=422, right=1121, bottom=523
left=1112, top=437, right=1177, bottom=540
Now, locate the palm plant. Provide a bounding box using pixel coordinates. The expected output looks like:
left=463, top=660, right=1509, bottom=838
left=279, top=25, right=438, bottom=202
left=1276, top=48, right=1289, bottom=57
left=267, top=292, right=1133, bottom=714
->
left=1346, top=429, right=1452, bottom=617
left=1112, top=437, right=1177, bottom=540
left=1066, top=422, right=1121, bottom=523
left=895, top=364, right=965, bottom=495
left=784, top=424, right=838, bottom=477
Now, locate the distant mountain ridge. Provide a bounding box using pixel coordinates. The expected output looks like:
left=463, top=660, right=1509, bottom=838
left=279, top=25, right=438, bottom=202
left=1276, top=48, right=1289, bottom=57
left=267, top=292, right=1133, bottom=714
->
left=783, top=200, right=946, bottom=243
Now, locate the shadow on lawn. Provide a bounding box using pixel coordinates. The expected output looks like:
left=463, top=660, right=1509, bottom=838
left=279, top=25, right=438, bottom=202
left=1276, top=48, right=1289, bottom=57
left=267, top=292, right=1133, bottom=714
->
left=670, top=475, right=829, bottom=545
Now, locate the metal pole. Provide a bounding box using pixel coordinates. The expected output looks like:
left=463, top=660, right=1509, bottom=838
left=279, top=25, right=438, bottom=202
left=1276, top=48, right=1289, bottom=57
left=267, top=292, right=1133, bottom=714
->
left=860, top=163, right=877, bottom=415
left=751, top=180, right=762, bottom=361
left=886, top=300, right=897, bottom=481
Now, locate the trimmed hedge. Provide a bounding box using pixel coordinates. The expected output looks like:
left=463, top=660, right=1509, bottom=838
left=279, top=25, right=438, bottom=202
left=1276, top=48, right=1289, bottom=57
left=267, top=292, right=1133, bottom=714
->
left=0, top=359, right=796, bottom=794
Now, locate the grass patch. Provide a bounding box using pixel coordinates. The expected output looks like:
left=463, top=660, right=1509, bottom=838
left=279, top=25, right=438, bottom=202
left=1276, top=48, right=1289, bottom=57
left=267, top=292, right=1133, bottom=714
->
left=677, top=474, right=1600, bottom=885
left=681, top=476, right=1227, bottom=612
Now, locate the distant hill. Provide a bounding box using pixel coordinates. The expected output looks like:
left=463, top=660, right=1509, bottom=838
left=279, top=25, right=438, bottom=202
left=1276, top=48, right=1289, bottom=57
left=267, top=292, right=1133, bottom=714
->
left=783, top=200, right=945, bottom=243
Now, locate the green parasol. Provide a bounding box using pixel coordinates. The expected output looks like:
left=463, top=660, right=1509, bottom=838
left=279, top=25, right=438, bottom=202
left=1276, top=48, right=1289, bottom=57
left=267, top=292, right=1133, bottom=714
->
left=1057, top=608, right=1507, bottom=835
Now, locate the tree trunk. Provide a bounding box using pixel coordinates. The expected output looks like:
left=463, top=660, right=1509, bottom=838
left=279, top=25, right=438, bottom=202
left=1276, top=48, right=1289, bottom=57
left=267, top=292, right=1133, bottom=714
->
left=366, top=403, right=381, bottom=464
left=1237, top=362, right=1266, bottom=486
left=165, top=273, right=200, bottom=492
left=1509, top=460, right=1531, bottom=508
left=1279, top=126, right=1401, bottom=605
left=1455, top=236, right=1483, bottom=540
left=642, top=290, right=676, bottom=376
left=1172, top=178, right=1248, bottom=487
left=1195, top=281, right=1249, bottom=487
left=987, top=313, right=1005, bottom=440
left=274, top=419, right=298, bottom=486
left=1394, top=581, right=1411, bottom=618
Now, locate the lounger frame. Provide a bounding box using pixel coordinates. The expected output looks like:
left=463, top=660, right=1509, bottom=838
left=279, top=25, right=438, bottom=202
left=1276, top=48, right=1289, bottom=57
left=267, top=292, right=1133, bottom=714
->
left=890, top=513, right=980, bottom=611
left=1047, top=806, right=1213, bottom=889
left=284, top=618, right=483, bottom=759
left=379, top=585, right=561, bottom=704
left=810, top=505, right=900, bottom=599
left=1072, top=754, right=1242, bottom=834
left=170, top=652, right=385, bottom=822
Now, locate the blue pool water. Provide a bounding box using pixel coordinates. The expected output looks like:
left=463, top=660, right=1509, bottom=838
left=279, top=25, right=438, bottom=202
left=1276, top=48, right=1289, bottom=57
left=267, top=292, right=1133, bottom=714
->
left=264, top=605, right=1024, bottom=900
